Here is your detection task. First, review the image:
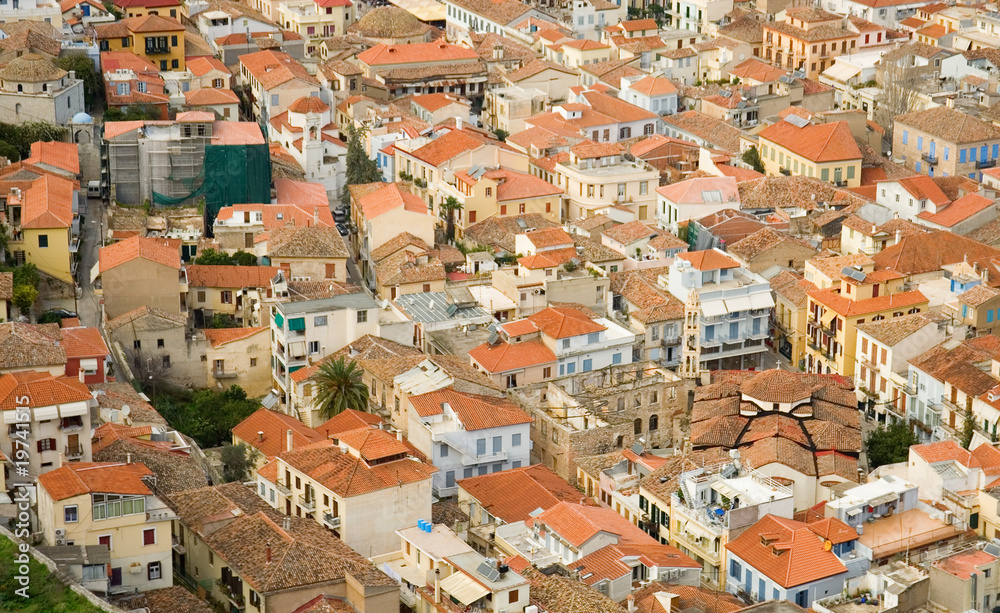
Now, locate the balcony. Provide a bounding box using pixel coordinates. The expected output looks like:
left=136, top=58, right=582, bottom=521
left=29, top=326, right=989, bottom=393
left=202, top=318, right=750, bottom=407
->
left=978, top=159, right=995, bottom=169
left=323, top=513, right=341, bottom=529
left=299, top=495, right=316, bottom=511
left=701, top=335, right=722, bottom=348
left=213, top=369, right=238, bottom=379
left=779, top=167, right=791, bottom=176
left=172, top=534, right=186, bottom=555
left=275, top=480, right=291, bottom=495
left=901, top=383, right=918, bottom=395
left=145, top=45, right=170, bottom=55
left=65, top=445, right=84, bottom=459
left=661, top=334, right=681, bottom=346
left=941, top=395, right=964, bottom=414
left=216, top=580, right=244, bottom=607
left=59, top=416, right=84, bottom=431
left=922, top=152, right=938, bottom=164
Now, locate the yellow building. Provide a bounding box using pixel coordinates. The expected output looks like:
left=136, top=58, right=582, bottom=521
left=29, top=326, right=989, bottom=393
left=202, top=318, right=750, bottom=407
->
left=770, top=271, right=817, bottom=370
left=438, top=166, right=563, bottom=238
left=185, top=264, right=279, bottom=326
left=559, top=39, right=613, bottom=68
left=758, top=118, right=863, bottom=187
left=96, top=14, right=186, bottom=71
left=112, top=0, right=181, bottom=19
left=37, top=462, right=174, bottom=593
left=804, top=258, right=928, bottom=377
left=9, top=175, right=75, bottom=283
left=277, top=0, right=354, bottom=45
left=840, top=215, right=923, bottom=256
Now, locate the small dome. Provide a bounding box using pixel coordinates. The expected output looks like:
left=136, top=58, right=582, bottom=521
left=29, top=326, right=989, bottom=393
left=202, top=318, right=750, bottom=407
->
left=288, top=96, right=329, bottom=114
left=72, top=112, right=93, bottom=124
left=352, top=6, right=428, bottom=39
left=0, top=53, right=67, bottom=83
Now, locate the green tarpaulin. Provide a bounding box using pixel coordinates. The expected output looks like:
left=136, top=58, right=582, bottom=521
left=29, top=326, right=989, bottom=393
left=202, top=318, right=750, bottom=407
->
left=152, top=144, right=271, bottom=229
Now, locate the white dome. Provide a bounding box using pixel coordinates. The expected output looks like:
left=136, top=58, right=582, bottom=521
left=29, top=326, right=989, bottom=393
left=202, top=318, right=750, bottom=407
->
left=72, top=112, right=93, bottom=124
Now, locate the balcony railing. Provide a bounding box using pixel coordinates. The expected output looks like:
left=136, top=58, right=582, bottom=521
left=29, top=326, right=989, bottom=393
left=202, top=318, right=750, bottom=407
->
left=172, top=534, right=185, bottom=555
left=661, top=334, right=681, bottom=346
left=275, top=480, right=291, bottom=495
left=299, top=495, right=316, bottom=511
left=922, top=153, right=937, bottom=164
left=941, top=396, right=964, bottom=413
left=59, top=417, right=84, bottom=431
left=779, top=167, right=791, bottom=176
left=213, top=369, right=238, bottom=379
left=65, top=445, right=84, bottom=459
left=978, top=159, right=995, bottom=169
left=900, top=383, right=917, bottom=395
left=323, top=513, right=341, bottom=529
left=145, top=45, right=170, bottom=55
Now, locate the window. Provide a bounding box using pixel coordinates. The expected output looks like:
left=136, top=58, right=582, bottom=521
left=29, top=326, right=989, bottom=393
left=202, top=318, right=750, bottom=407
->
left=325, top=263, right=336, bottom=279
left=562, top=339, right=570, bottom=349
left=270, top=94, right=279, bottom=107
left=493, top=436, right=502, bottom=453
left=38, top=235, right=48, bottom=248
left=98, top=535, right=112, bottom=551
left=308, top=341, right=320, bottom=354
left=157, top=338, right=164, bottom=348
left=440, top=444, right=448, bottom=457
left=213, top=78, right=224, bottom=88
left=510, top=589, right=519, bottom=604
left=583, top=358, right=593, bottom=371
left=314, top=316, right=327, bottom=326
left=221, top=290, right=233, bottom=303
left=37, top=438, right=56, bottom=452
left=64, top=505, right=78, bottom=523
left=477, top=439, right=486, bottom=455
left=134, top=340, right=141, bottom=349
left=82, top=565, right=104, bottom=582
left=643, top=123, right=654, bottom=135
left=587, top=332, right=600, bottom=343
left=620, top=126, right=631, bottom=139
left=143, top=528, right=156, bottom=546
left=612, top=353, right=622, bottom=364
left=357, top=310, right=368, bottom=323
left=512, top=433, right=521, bottom=446
left=730, top=559, right=742, bottom=578
left=148, top=561, right=161, bottom=581
left=162, top=355, right=170, bottom=368
left=640, top=181, right=648, bottom=195
left=171, top=59, right=178, bottom=69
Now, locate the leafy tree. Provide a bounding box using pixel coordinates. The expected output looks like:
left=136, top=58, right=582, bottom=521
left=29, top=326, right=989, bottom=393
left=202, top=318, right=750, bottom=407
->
left=741, top=146, right=765, bottom=174
left=55, top=53, right=101, bottom=111
left=206, top=313, right=240, bottom=328
left=12, top=285, right=37, bottom=316
left=0, top=140, right=19, bottom=162
left=865, top=421, right=918, bottom=469
left=440, top=196, right=463, bottom=243
left=103, top=105, right=161, bottom=122
left=492, top=128, right=509, bottom=142
left=221, top=442, right=258, bottom=482
left=0, top=122, right=66, bottom=159
left=12, top=263, right=39, bottom=290
left=342, top=125, right=382, bottom=205
left=960, top=404, right=976, bottom=449
left=231, top=250, right=258, bottom=266
left=313, top=357, right=370, bottom=420
left=155, top=386, right=259, bottom=448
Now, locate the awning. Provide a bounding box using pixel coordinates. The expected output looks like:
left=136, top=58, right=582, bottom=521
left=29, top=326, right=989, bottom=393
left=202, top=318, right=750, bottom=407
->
left=724, top=296, right=751, bottom=313
left=33, top=406, right=58, bottom=421
left=847, top=508, right=863, bottom=517
left=712, top=481, right=742, bottom=501
left=288, top=341, right=306, bottom=358
left=821, top=308, right=837, bottom=327
left=439, top=572, right=490, bottom=605
left=59, top=402, right=89, bottom=417
left=822, top=62, right=861, bottom=83
left=3, top=410, right=21, bottom=424
left=749, top=292, right=775, bottom=310
left=79, top=358, right=99, bottom=372
left=683, top=520, right=717, bottom=541
left=869, top=492, right=897, bottom=506
left=702, top=300, right=727, bottom=318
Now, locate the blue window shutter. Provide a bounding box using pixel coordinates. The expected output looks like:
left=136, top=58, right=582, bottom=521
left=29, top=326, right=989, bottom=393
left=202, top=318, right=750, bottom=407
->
left=988, top=310, right=994, bottom=323
left=962, top=304, right=968, bottom=317
left=972, top=148, right=978, bottom=162
left=994, top=144, right=999, bottom=159
left=961, top=149, right=967, bottom=163
left=982, top=145, right=988, bottom=161
left=944, top=147, right=949, bottom=160
left=902, top=130, right=908, bottom=145
left=917, top=136, right=923, bottom=150
left=916, top=161, right=921, bottom=173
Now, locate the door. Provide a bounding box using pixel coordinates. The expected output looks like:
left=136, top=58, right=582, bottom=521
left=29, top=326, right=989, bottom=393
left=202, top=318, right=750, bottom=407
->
left=245, top=233, right=253, bottom=248
left=67, top=433, right=79, bottom=459
left=795, top=590, right=808, bottom=607
left=930, top=140, right=936, bottom=159
left=110, top=567, right=122, bottom=587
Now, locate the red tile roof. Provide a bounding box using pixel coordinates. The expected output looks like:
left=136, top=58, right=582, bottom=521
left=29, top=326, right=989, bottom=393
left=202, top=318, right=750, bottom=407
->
left=808, top=287, right=928, bottom=317
left=231, top=408, right=326, bottom=459
left=677, top=249, right=740, bottom=271
left=275, top=440, right=436, bottom=497
left=202, top=326, right=268, bottom=348
left=526, top=227, right=574, bottom=248
left=917, top=193, right=994, bottom=228
left=725, top=515, right=850, bottom=588
left=20, top=175, right=74, bottom=229
left=0, top=371, right=92, bottom=410
left=99, top=235, right=181, bottom=272
left=38, top=462, right=154, bottom=501
left=357, top=42, right=480, bottom=66
left=25, top=141, right=79, bottom=175
left=316, top=409, right=383, bottom=437
left=528, top=306, right=606, bottom=339
left=355, top=182, right=427, bottom=219
left=468, top=339, right=556, bottom=373
left=911, top=440, right=979, bottom=466
left=759, top=119, right=862, bottom=162
left=183, top=88, right=239, bottom=106
left=457, top=464, right=582, bottom=523
left=60, top=326, right=108, bottom=359
left=239, top=50, right=318, bottom=89
left=409, top=129, right=484, bottom=167
left=409, top=387, right=532, bottom=431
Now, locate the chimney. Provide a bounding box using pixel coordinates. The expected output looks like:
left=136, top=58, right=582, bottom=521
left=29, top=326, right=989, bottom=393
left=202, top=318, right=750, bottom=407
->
left=266, top=542, right=272, bottom=563
left=396, top=430, right=403, bottom=441
left=282, top=516, right=291, bottom=531
left=125, top=453, right=133, bottom=465
left=455, top=116, right=463, bottom=131
left=258, top=430, right=264, bottom=442
left=895, top=229, right=901, bottom=243
left=313, top=207, right=319, bottom=225
left=434, top=569, right=441, bottom=604
left=286, top=428, right=293, bottom=452
left=628, top=594, right=636, bottom=613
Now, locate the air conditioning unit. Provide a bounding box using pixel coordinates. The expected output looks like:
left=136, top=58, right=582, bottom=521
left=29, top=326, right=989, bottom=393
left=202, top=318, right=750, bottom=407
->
left=55, top=539, right=65, bottom=546
left=55, top=529, right=66, bottom=538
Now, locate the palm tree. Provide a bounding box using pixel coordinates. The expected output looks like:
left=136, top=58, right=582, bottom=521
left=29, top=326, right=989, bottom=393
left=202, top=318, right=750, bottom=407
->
left=440, top=196, right=463, bottom=242
left=313, top=357, right=370, bottom=419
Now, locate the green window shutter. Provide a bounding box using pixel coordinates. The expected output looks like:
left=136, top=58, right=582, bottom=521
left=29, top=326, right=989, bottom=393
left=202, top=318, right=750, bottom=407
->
left=288, top=317, right=306, bottom=331
left=274, top=312, right=284, bottom=328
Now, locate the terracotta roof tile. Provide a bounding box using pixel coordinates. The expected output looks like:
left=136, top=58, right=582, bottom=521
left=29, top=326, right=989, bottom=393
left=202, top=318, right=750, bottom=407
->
left=202, top=326, right=268, bottom=348
left=468, top=339, right=556, bottom=372
left=855, top=312, right=934, bottom=346
left=60, top=326, right=109, bottom=359
left=760, top=119, right=861, bottom=163
left=409, top=387, right=531, bottom=430
left=239, top=50, right=318, bottom=89
left=676, top=249, right=740, bottom=271
left=39, top=461, right=154, bottom=501
left=99, top=235, right=181, bottom=272
left=896, top=105, right=1000, bottom=143
left=231, top=407, right=326, bottom=459
left=457, top=464, right=581, bottom=523
left=276, top=440, right=435, bottom=497
left=266, top=227, right=349, bottom=259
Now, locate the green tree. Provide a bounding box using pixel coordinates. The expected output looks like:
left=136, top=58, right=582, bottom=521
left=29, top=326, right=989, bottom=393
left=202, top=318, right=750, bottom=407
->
left=206, top=313, right=240, bottom=328
left=55, top=54, right=101, bottom=111
left=865, top=421, right=918, bottom=469
left=492, top=128, right=509, bottom=142
left=155, top=386, right=259, bottom=448
left=741, top=146, right=765, bottom=174
left=0, top=122, right=66, bottom=160
left=12, top=285, right=37, bottom=316
left=342, top=124, right=382, bottom=205
left=961, top=404, right=976, bottom=449
left=12, top=263, right=39, bottom=290
left=231, top=250, right=258, bottom=266
left=193, top=248, right=232, bottom=265
left=220, top=442, right=258, bottom=482
left=313, top=357, right=370, bottom=420
left=103, top=105, right=161, bottom=123
left=440, top=196, right=463, bottom=242
left=0, top=140, right=19, bottom=162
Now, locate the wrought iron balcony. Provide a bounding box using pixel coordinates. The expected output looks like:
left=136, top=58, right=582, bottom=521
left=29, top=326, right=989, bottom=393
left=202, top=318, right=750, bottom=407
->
left=922, top=152, right=937, bottom=164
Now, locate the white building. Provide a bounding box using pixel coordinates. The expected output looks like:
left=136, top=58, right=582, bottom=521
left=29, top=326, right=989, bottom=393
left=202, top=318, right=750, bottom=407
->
left=619, top=74, right=679, bottom=115
left=0, top=54, right=86, bottom=126
left=407, top=387, right=532, bottom=498
left=666, top=249, right=774, bottom=373
left=0, top=0, right=61, bottom=30
left=823, top=0, right=925, bottom=29
left=656, top=176, right=740, bottom=233
left=268, top=96, right=347, bottom=199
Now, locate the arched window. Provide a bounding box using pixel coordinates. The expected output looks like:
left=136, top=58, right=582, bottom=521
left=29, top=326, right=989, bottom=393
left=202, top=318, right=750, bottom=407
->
left=633, top=418, right=642, bottom=435
left=14, top=103, right=20, bottom=115
left=615, top=435, right=624, bottom=448
left=42, top=83, right=47, bottom=92
left=16, top=84, right=22, bottom=92
left=649, top=414, right=658, bottom=431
